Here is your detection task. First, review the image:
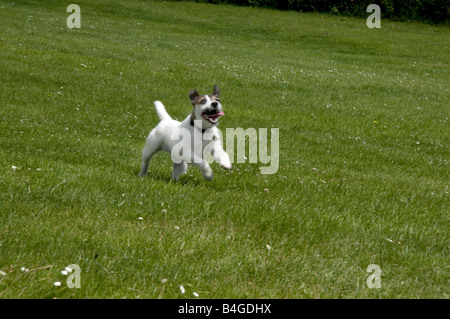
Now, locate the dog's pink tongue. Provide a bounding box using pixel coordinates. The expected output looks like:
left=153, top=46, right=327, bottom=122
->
left=210, top=111, right=225, bottom=119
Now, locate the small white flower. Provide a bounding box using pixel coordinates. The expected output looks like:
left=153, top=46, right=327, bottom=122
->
left=193, top=292, right=199, bottom=297
left=12, top=165, right=18, bottom=171
left=138, top=217, right=144, bottom=220
left=162, top=209, right=167, bottom=213
left=0, top=271, right=6, bottom=276
left=61, top=270, right=68, bottom=275
left=180, top=285, right=185, bottom=294
left=266, top=244, right=272, bottom=250
left=161, top=279, right=168, bottom=283
left=54, top=281, right=61, bottom=287
left=175, top=226, right=180, bottom=230
left=65, top=266, right=73, bottom=273
left=20, top=267, right=26, bottom=272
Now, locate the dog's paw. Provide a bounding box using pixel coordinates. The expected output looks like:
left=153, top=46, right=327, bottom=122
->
left=221, top=163, right=232, bottom=170
left=203, top=169, right=213, bottom=181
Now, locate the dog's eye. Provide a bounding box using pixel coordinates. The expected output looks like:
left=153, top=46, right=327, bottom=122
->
left=201, top=99, right=206, bottom=104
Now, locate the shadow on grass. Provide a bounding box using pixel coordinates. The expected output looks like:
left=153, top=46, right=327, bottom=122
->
left=134, top=169, right=206, bottom=187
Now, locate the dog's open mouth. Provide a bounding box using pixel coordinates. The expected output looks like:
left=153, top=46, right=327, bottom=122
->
left=201, top=110, right=225, bottom=124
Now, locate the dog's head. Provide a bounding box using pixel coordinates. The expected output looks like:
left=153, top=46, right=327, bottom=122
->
left=189, top=85, right=225, bottom=129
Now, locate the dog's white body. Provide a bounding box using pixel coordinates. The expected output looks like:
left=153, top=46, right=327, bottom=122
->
left=139, top=86, right=231, bottom=181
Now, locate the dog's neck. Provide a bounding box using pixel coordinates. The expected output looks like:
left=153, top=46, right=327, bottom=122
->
left=190, top=113, right=209, bottom=133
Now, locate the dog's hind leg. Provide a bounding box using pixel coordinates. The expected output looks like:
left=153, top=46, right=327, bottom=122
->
left=172, top=161, right=188, bottom=181
left=139, top=133, right=161, bottom=176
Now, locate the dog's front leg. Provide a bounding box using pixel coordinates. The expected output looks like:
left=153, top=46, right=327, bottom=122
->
left=172, top=161, right=188, bottom=181
left=213, top=145, right=232, bottom=170
left=192, top=156, right=213, bottom=181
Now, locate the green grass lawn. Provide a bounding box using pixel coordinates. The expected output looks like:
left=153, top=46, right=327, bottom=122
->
left=0, top=0, right=448, bottom=298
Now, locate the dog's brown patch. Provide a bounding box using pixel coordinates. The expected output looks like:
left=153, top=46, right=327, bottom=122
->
left=189, top=89, right=206, bottom=106
left=190, top=85, right=220, bottom=105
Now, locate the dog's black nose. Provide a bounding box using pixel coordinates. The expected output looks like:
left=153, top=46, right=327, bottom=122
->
left=211, top=102, right=218, bottom=108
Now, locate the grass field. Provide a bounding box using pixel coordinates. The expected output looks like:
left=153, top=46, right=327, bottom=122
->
left=0, top=0, right=448, bottom=299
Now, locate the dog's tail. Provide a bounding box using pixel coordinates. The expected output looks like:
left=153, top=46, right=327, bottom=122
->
left=154, top=101, right=171, bottom=121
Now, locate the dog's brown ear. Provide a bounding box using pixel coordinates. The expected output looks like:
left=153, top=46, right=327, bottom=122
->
left=189, top=89, right=199, bottom=104
left=212, top=85, right=220, bottom=98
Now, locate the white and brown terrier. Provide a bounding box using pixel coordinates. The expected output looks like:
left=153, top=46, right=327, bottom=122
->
left=139, top=85, right=231, bottom=181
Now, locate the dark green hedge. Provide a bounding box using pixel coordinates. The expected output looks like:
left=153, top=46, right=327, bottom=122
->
left=186, top=0, right=449, bottom=23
